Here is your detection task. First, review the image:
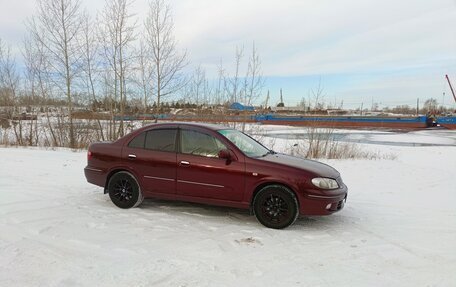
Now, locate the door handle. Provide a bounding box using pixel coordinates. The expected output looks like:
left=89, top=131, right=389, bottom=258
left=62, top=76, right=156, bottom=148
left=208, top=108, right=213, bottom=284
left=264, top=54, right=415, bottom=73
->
left=179, top=160, right=190, bottom=166
left=128, top=154, right=137, bottom=159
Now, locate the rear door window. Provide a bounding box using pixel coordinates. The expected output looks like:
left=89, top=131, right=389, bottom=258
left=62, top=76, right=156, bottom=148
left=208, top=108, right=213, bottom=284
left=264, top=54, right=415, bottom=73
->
left=145, top=129, right=177, bottom=152
left=128, top=132, right=146, bottom=149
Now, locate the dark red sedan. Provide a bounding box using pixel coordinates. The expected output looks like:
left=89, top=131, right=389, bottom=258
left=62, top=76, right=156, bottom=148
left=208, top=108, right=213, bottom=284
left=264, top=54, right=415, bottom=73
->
left=84, top=123, right=347, bottom=229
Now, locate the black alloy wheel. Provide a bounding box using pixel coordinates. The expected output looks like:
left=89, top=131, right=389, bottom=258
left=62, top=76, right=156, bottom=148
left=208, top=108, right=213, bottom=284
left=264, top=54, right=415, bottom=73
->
left=253, top=185, right=299, bottom=229
left=108, top=171, right=143, bottom=209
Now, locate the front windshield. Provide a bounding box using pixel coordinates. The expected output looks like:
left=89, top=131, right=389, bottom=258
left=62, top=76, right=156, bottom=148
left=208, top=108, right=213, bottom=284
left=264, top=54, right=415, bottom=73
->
left=218, top=129, right=271, bottom=158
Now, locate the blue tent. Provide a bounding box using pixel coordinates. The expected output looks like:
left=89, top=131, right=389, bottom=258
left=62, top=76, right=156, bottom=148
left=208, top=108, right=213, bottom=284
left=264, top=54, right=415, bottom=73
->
left=229, top=102, right=255, bottom=111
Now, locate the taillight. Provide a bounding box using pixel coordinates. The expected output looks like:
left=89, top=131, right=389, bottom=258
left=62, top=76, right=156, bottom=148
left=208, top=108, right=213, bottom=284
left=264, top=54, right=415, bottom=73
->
left=87, top=150, right=93, bottom=161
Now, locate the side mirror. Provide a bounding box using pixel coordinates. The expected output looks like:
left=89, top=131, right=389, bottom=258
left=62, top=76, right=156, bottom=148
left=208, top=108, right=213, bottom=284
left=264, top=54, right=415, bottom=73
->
left=218, top=149, right=231, bottom=160
left=218, top=149, right=235, bottom=163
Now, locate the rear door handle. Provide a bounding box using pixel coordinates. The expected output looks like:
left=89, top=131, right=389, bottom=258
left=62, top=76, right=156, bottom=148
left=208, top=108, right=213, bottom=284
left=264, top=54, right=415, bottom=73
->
left=128, top=154, right=137, bottom=159
left=179, top=160, right=190, bottom=166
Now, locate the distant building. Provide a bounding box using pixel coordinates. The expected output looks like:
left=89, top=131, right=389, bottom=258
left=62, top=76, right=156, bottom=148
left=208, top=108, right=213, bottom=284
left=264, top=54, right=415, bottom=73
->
left=229, top=102, right=255, bottom=111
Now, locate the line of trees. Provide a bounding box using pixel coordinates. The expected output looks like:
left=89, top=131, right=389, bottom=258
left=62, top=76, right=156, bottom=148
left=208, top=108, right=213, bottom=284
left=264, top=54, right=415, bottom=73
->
left=0, top=0, right=264, bottom=148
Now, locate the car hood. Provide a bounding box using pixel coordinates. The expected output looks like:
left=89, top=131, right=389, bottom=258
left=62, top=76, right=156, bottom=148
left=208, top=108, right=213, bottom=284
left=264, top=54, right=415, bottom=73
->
left=258, top=153, right=340, bottom=178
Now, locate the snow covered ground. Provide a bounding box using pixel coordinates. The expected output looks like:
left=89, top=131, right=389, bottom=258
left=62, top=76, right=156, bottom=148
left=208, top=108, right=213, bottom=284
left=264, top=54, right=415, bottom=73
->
left=1, top=128, right=456, bottom=287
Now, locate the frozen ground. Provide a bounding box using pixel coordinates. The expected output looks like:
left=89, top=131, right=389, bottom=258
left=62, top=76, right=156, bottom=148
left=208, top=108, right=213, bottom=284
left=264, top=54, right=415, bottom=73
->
left=1, top=128, right=456, bottom=286
left=255, top=125, right=456, bottom=147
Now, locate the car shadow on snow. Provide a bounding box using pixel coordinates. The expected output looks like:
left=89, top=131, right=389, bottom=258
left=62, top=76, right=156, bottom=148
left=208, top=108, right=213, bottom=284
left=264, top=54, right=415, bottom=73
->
left=293, top=215, right=349, bottom=230
left=135, top=198, right=351, bottom=230
left=139, top=198, right=252, bottom=220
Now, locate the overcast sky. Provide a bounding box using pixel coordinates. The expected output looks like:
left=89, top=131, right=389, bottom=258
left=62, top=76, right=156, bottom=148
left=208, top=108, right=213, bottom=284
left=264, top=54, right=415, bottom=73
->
left=1, top=0, right=456, bottom=108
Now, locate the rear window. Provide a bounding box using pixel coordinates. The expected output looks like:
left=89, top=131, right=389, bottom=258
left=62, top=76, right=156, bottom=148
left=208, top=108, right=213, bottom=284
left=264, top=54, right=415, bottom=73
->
left=128, top=132, right=146, bottom=149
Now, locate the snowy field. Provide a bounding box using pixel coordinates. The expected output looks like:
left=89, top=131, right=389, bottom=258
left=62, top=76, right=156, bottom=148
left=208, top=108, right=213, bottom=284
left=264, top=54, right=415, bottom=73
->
left=1, top=127, right=456, bottom=287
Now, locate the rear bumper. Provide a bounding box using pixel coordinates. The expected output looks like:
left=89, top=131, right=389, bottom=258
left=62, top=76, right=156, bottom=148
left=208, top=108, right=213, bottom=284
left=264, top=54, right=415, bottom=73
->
left=84, top=166, right=106, bottom=188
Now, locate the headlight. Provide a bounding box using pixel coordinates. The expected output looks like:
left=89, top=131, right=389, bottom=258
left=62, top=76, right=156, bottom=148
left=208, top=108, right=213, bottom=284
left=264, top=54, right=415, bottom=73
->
left=311, top=177, right=339, bottom=189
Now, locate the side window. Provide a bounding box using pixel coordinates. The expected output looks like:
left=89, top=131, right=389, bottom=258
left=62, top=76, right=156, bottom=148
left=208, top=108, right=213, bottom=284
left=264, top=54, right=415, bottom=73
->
left=180, top=130, right=226, bottom=158
left=128, top=132, right=146, bottom=149
left=145, top=129, right=177, bottom=152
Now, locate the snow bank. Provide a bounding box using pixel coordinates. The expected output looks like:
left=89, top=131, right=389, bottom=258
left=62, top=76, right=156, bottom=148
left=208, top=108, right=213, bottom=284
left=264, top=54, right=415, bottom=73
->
left=1, top=130, right=456, bottom=286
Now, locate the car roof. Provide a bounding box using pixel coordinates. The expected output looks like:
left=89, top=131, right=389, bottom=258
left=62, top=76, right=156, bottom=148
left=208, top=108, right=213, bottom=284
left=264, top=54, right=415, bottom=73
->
left=144, top=122, right=233, bottom=131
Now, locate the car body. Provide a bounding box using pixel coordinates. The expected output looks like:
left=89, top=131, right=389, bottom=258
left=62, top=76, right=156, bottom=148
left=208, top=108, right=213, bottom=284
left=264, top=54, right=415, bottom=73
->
left=84, top=122, right=347, bottom=229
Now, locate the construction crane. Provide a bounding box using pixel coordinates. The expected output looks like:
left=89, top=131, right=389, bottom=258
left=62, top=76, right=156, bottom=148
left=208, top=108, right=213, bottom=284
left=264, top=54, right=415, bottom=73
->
left=446, top=74, right=456, bottom=104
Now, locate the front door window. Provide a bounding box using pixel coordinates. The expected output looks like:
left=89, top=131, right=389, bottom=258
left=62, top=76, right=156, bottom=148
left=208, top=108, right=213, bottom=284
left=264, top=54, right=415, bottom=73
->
left=180, top=129, right=226, bottom=157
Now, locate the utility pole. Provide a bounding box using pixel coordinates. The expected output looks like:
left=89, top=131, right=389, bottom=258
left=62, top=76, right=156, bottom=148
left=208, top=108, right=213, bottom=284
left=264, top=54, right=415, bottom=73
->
left=280, top=88, right=283, bottom=104
left=416, top=98, right=419, bottom=115
left=442, top=92, right=445, bottom=109
left=277, top=88, right=284, bottom=107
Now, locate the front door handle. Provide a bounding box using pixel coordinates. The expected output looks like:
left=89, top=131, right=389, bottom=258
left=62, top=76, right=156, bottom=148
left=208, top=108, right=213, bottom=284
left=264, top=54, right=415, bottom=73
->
left=179, top=160, right=190, bottom=166
left=128, top=154, right=137, bottom=159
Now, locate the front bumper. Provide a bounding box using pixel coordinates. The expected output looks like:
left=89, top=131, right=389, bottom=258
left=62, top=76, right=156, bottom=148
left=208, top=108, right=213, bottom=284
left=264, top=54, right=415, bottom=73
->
left=298, top=185, right=348, bottom=216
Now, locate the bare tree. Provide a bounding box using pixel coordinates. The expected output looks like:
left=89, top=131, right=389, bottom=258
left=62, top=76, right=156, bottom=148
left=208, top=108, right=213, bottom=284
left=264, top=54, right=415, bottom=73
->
left=24, top=29, right=61, bottom=146
left=241, top=43, right=264, bottom=131
left=145, top=0, right=187, bottom=122
left=22, top=37, right=37, bottom=104
left=0, top=39, right=22, bottom=144
left=298, top=96, right=307, bottom=112
left=222, top=44, right=264, bottom=130
left=81, top=13, right=105, bottom=140
left=134, top=39, right=154, bottom=126
left=225, top=46, right=244, bottom=104
left=22, top=36, right=42, bottom=146
left=308, top=78, right=325, bottom=112
left=423, top=98, right=438, bottom=112
left=26, top=0, right=85, bottom=148
left=0, top=39, right=19, bottom=107
left=98, top=0, right=137, bottom=138
left=189, top=65, right=211, bottom=113
left=214, top=59, right=226, bottom=105
left=243, top=42, right=264, bottom=106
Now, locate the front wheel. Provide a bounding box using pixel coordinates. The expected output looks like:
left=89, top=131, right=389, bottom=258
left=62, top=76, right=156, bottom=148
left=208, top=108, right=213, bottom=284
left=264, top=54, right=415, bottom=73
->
left=253, top=185, right=299, bottom=229
left=108, top=171, right=144, bottom=209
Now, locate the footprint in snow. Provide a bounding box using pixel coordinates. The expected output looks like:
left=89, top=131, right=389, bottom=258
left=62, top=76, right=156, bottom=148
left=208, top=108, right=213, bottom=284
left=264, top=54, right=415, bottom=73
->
left=235, top=237, right=263, bottom=246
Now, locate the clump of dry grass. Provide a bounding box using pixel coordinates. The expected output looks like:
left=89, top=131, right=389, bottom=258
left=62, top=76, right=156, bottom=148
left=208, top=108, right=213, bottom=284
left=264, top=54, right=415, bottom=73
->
left=289, top=140, right=396, bottom=160
left=248, top=124, right=396, bottom=160
left=287, top=126, right=396, bottom=160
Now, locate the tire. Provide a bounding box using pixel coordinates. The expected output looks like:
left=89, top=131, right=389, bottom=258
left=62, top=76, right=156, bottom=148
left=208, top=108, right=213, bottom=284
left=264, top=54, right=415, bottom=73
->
left=253, top=185, right=299, bottom=229
left=107, top=171, right=144, bottom=209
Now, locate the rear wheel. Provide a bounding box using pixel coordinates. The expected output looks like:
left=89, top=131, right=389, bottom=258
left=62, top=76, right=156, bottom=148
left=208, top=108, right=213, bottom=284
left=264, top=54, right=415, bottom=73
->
left=253, top=185, right=299, bottom=229
left=108, top=171, right=144, bottom=209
